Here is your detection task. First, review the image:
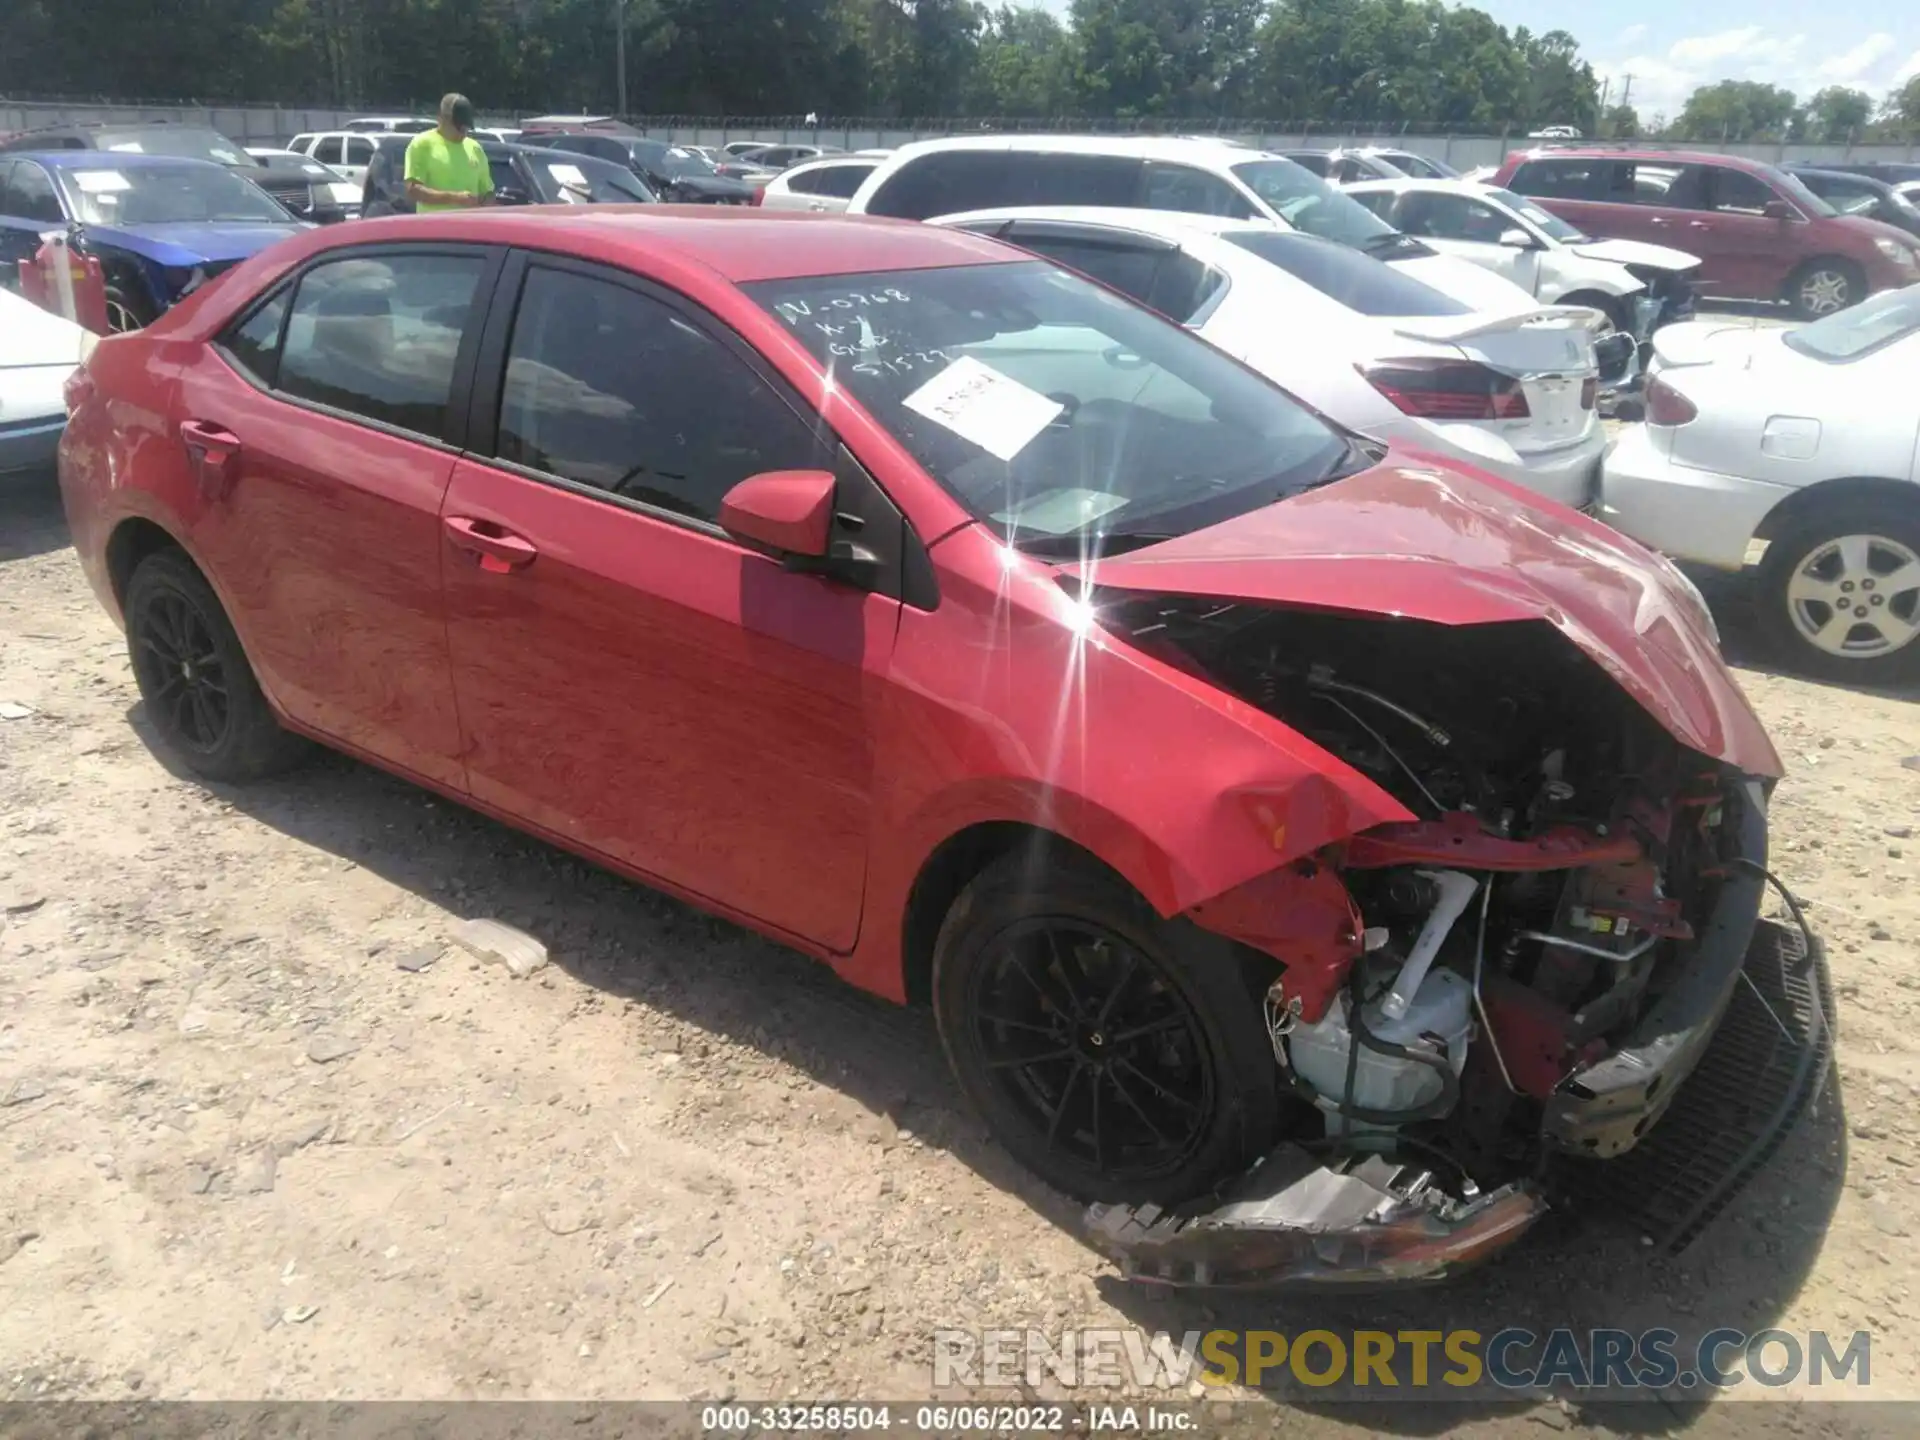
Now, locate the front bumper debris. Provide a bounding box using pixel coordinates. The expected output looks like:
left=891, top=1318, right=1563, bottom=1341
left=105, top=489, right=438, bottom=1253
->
left=1084, top=1147, right=1546, bottom=1289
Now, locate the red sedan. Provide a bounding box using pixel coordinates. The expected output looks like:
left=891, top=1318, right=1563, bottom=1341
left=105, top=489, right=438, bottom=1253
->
left=59, top=208, right=1821, bottom=1285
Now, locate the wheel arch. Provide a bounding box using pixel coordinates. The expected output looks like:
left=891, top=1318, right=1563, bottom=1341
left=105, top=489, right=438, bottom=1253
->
left=1753, top=474, right=1919, bottom=546
left=898, top=820, right=1121, bottom=1007
left=106, top=514, right=191, bottom=610
left=1780, top=253, right=1863, bottom=302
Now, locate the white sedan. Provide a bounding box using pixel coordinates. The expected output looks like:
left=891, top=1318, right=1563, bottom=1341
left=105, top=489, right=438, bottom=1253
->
left=1604, top=286, right=1920, bottom=682
left=1, top=287, right=91, bottom=483
left=756, top=155, right=883, bottom=213
left=934, top=206, right=1610, bottom=508
left=1345, top=178, right=1701, bottom=341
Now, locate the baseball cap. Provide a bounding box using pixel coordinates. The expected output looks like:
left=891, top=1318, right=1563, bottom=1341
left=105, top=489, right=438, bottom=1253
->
left=442, top=93, right=476, bottom=129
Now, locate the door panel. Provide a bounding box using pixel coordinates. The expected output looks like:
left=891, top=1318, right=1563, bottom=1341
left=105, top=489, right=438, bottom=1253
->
left=441, top=462, right=893, bottom=949
left=178, top=352, right=466, bottom=786
left=171, top=247, right=492, bottom=788
left=1683, top=167, right=1796, bottom=299
left=441, top=259, right=899, bottom=948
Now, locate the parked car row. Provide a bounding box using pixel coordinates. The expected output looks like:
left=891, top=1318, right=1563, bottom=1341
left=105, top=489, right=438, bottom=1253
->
left=48, top=201, right=1824, bottom=1288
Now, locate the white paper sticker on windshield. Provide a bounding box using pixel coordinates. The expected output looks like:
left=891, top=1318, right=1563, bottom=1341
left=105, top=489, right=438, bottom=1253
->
left=902, top=356, right=1063, bottom=462
left=993, top=488, right=1130, bottom=537
left=547, top=163, right=589, bottom=189
left=105, top=141, right=144, bottom=153
left=73, top=171, right=132, bottom=193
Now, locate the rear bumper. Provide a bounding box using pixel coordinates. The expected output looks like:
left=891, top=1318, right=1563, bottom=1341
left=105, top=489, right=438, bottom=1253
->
left=1601, top=422, right=1791, bottom=570
left=1405, top=423, right=1606, bottom=510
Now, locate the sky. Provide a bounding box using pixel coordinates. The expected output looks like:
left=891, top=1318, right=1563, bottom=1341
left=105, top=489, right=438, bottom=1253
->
left=1031, top=3, right=1920, bottom=125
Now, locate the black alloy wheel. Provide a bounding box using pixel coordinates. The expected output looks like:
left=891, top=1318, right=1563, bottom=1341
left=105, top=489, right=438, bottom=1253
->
left=968, top=918, right=1215, bottom=1183
left=132, top=587, right=231, bottom=754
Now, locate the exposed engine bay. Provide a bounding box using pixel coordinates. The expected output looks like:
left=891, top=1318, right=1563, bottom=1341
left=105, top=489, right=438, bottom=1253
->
left=1086, top=597, right=1797, bottom=1286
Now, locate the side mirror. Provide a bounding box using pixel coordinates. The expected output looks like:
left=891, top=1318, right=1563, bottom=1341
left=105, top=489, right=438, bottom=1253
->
left=719, top=469, right=835, bottom=558
left=1763, top=199, right=1796, bottom=221
left=1498, top=227, right=1535, bottom=248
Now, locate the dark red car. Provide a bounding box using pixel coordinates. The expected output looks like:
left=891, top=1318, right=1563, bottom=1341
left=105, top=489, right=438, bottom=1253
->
left=1492, top=147, right=1920, bottom=318
left=58, top=209, right=1823, bottom=1285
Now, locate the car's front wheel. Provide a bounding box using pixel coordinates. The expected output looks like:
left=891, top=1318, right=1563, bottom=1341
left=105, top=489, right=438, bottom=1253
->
left=125, top=549, right=311, bottom=781
left=932, top=850, right=1279, bottom=1205
left=1756, top=507, right=1920, bottom=684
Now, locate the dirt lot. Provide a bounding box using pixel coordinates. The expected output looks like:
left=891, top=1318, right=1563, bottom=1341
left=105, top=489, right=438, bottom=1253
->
left=1, top=472, right=1917, bottom=1434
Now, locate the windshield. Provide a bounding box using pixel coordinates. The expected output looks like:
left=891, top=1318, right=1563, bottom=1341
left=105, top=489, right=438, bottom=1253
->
left=1487, top=187, right=1588, bottom=243
left=1389, top=153, right=1459, bottom=180
left=56, top=163, right=293, bottom=225
left=745, top=261, right=1352, bottom=550
left=1768, top=166, right=1837, bottom=217
left=647, top=144, right=718, bottom=179
left=1229, top=160, right=1401, bottom=249
left=532, top=156, right=655, bottom=203
left=90, top=128, right=256, bottom=168
left=1784, top=285, right=1920, bottom=362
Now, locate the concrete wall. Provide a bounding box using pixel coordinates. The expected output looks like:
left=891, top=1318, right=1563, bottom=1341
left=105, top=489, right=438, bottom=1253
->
left=5, top=100, right=1918, bottom=166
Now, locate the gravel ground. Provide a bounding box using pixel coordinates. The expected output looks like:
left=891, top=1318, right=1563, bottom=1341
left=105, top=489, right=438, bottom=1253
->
left=1, top=469, right=1916, bottom=1435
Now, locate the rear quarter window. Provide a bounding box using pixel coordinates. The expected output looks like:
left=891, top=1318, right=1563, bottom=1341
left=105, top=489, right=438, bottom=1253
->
left=1226, top=231, right=1469, bottom=317
left=1509, top=158, right=1613, bottom=201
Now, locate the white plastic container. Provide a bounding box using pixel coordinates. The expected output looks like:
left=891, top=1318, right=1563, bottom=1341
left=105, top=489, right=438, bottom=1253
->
left=1288, top=968, right=1474, bottom=1135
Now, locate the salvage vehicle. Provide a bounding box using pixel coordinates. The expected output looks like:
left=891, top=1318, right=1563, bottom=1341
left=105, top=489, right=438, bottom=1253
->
left=935, top=207, right=1612, bottom=509
left=244, top=148, right=362, bottom=223
left=527, top=131, right=755, bottom=204
left=1, top=285, right=91, bottom=481
left=0, top=153, right=303, bottom=331
left=1783, top=166, right=1920, bottom=240
left=1604, top=286, right=1920, bottom=683
left=851, top=136, right=1540, bottom=314
left=0, top=121, right=257, bottom=169
left=1346, top=178, right=1698, bottom=346
left=1285, top=148, right=1461, bottom=183
left=59, top=210, right=1825, bottom=1285
left=285, top=132, right=381, bottom=185
left=1493, top=147, right=1920, bottom=318
left=755, top=155, right=884, bottom=212
left=359, top=139, right=655, bottom=217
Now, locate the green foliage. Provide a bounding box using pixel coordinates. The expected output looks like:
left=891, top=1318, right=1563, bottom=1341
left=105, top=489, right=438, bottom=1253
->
left=1671, top=79, right=1799, bottom=142
left=1798, top=86, right=1873, bottom=144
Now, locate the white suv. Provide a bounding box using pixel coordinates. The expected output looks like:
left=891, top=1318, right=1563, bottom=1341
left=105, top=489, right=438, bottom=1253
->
left=846, top=135, right=1536, bottom=313
left=757, top=156, right=883, bottom=212
left=286, top=131, right=381, bottom=184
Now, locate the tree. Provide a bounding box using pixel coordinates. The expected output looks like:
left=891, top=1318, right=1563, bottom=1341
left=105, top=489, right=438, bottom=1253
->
left=1799, top=86, right=1873, bottom=144
left=968, top=6, right=1077, bottom=116
left=1598, top=102, right=1639, bottom=139
left=1515, top=27, right=1599, bottom=134
left=1672, top=79, right=1799, bottom=142
left=1886, top=75, right=1920, bottom=138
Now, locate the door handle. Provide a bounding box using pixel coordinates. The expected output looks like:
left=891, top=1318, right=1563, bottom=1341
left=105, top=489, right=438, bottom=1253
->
left=444, top=515, right=538, bottom=573
left=1686, top=221, right=1712, bottom=230
left=1647, top=216, right=1671, bottom=226
left=179, top=419, right=240, bottom=500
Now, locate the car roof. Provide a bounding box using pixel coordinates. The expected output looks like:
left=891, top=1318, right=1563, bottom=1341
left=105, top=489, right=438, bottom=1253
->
left=783, top=154, right=881, bottom=174
left=1787, top=164, right=1890, bottom=188
left=1342, top=177, right=1487, bottom=195
left=11, top=150, right=229, bottom=171
left=884, top=134, right=1273, bottom=165
left=1506, top=146, right=1776, bottom=175
left=295, top=208, right=1017, bottom=283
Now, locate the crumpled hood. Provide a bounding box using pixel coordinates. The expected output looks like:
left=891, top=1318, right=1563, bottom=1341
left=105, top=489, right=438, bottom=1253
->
left=1087, top=458, right=1781, bottom=777
left=81, top=221, right=306, bottom=268
left=1569, top=237, right=1702, bottom=273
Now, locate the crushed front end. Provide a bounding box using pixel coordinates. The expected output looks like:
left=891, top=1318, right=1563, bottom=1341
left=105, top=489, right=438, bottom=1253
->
left=1085, top=601, right=1830, bottom=1287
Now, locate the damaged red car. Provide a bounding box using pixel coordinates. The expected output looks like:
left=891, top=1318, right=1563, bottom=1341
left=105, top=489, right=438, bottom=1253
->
left=58, top=209, right=1831, bottom=1286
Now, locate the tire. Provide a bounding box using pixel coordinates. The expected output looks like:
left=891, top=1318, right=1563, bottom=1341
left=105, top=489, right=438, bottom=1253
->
left=104, top=278, right=156, bottom=334
left=1755, top=506, right=1920, bottom=685
left=1785, top=259, right=1863, bottom=320
left=124, top=549, right=311, bottom=781
left=932, top=850, right=1279, bottom=1205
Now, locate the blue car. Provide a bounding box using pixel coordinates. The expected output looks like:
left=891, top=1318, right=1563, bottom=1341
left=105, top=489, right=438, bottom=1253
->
left=0, top=152, right=309, bottom=332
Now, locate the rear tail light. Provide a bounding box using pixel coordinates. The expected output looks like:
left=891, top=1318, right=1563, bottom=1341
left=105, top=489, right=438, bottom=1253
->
left=1359, top=358, right=1529, bottom=420
left=1644, top=375, right=1698, bottom=426
left=1580, top=376, right=1597, bottom=410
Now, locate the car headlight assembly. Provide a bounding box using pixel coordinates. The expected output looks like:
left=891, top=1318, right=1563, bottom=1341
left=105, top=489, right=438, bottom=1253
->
left=1873, top=236, right=1918, bottom=268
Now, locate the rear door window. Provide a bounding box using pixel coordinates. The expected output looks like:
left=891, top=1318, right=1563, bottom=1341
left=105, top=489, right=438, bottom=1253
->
left=344, top=137, right=376, bottom=167
left=1029, top=153, right=1147, bottom=207
left=1141, top=163, right=1253, bottom=218
left=866, top=151, right=1021, bottom=219
left=275, top=252, right=488, bottom=437
left=1509, top=157, right=1613, bottom=201
left=810, top=164, right=872, bottom=199
left=310, top=137, right=345, bottom=166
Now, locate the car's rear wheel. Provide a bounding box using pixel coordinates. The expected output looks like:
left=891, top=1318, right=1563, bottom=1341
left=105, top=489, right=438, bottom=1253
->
left=932, top=850, right=1278, bottom=1205
left=1756, top=507, right=1920, bottom=684
left=1785, top=259, right=1863, bottom=320
left=125, top=549, right=311, bottom=781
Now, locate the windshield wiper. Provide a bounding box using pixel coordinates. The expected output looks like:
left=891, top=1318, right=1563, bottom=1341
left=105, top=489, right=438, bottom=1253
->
left=1010, top=530, right=1175, bottom=559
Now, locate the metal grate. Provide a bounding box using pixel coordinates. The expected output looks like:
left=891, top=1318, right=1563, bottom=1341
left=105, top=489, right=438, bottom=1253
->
left=1554, top=917, right=1834, bottom=1251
